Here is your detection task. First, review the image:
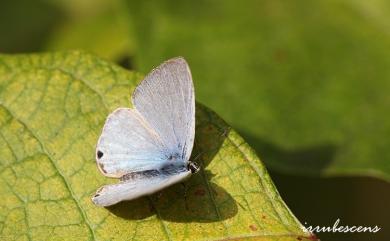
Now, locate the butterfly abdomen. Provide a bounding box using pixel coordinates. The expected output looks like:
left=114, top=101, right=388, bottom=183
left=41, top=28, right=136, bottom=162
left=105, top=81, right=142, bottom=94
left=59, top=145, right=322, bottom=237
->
left=120, top=163, right=187, bottom=182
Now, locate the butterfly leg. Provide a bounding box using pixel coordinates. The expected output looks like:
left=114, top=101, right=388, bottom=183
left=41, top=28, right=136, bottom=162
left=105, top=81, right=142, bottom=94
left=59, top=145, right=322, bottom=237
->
left=220, top=127, right=230, bottom=138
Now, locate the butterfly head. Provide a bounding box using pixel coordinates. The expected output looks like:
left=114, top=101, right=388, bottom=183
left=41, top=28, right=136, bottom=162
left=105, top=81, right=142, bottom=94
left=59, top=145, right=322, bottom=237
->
left=187, top=161, right=200, bottom=174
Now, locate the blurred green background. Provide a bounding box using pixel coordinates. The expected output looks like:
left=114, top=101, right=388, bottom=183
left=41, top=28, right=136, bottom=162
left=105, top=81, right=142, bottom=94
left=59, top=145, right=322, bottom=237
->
left=1, top=0, right=389, bottom=240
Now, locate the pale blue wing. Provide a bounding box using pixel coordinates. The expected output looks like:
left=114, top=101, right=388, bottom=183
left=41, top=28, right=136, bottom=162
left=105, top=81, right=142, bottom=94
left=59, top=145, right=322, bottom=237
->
left=132, top=57, right=195, bottom=163
left=96, top=108, right=168, bottom=178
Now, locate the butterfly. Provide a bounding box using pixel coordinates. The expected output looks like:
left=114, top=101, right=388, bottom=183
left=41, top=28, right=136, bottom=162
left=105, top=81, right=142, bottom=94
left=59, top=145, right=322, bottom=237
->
left=92, top=57, right=199, bottom=206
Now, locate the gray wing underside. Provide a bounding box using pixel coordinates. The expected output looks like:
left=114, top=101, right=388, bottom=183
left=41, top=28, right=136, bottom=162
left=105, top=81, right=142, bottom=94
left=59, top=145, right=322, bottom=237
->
left=132, top=57, right=195, bottom=162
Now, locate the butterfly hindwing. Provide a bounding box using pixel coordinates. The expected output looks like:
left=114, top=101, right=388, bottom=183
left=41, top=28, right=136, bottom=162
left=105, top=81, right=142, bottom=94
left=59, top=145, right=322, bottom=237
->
left=92, top=165, right=191, bottom=206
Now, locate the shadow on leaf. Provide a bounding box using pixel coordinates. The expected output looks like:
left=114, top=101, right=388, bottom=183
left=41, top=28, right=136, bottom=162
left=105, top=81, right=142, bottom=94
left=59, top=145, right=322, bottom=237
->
left=239, top=130, right=337, bottom=176
left=107, top=103, right=238, bottom=222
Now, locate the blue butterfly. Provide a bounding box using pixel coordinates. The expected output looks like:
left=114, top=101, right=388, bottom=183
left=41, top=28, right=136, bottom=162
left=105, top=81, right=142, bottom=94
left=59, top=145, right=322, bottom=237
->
left=92, top=57, right=199, bottom=206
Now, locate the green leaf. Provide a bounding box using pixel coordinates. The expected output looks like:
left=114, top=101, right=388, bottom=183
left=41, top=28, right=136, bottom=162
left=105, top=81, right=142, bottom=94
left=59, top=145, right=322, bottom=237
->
left=0, top=52, right=312, bottom=240
left=127, top=0, right=390, bottom=181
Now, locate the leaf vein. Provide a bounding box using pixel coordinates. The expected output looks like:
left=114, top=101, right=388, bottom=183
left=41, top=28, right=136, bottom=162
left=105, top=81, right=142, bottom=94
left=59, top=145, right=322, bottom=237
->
left=0, top=102, right=97, bottom=241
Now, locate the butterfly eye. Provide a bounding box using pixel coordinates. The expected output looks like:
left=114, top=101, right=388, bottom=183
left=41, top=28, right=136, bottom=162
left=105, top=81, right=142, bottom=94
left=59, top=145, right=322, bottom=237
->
left=188, top=162, right=200, bottom=173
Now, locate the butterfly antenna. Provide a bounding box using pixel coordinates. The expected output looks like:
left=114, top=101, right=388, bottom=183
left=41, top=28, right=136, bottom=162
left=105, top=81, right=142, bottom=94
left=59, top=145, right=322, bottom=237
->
left=191, top=126, right=230, bottom=162
left=192, top=150, right=206, bottom=162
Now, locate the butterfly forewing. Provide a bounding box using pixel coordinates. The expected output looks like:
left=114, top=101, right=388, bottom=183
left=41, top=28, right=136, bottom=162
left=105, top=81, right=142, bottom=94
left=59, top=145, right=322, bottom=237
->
left=132, top=57, right=195, bottom=162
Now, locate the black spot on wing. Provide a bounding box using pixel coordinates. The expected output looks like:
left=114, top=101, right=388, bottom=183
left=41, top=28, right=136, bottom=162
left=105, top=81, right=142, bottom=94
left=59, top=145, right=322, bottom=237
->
left=167, top=152, right=181, bottom=161
left=97, top=150, right=103, bottom=159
